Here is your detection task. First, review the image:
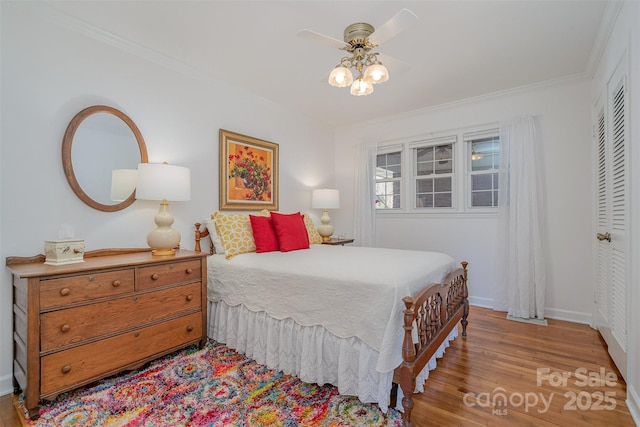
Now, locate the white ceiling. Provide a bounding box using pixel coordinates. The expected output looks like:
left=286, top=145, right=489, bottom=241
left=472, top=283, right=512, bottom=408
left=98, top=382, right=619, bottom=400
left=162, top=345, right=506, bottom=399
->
left=44, top=0, right=611, bottom=128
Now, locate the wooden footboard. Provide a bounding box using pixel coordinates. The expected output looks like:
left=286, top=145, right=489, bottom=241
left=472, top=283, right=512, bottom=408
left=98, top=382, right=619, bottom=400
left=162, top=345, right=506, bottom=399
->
left=393, top=261, right=469, bottom=427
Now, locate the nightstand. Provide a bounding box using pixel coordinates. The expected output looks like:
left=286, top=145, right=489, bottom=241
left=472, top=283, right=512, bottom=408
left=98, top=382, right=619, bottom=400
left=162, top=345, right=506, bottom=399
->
left=322, top=238, right=354, bottom=246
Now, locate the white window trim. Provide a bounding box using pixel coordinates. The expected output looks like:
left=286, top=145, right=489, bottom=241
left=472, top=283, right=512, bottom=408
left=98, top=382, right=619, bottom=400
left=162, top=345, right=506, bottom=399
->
left=375, top=123, right=500, bottom=216
left=464, top=128, right=500, bottom=211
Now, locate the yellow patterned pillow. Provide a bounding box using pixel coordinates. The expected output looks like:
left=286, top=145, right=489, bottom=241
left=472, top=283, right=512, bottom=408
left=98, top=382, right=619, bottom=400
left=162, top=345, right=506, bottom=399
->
left=303, top=214, right=323, bottom=244
left=213, top=212, right=256, bottom=259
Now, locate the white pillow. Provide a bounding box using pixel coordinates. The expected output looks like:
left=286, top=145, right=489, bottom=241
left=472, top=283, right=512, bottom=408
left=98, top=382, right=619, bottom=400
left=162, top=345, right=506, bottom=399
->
left=204, top=218, right=225, bottom=255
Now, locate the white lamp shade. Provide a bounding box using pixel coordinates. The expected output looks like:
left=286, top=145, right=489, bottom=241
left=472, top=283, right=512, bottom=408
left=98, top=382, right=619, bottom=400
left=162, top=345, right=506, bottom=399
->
left=111, top=169, right=137, bottom=201
left=136, top=163, right=191, bottom=201
left=328, top=66, right=354, bottom=87
left=350, top=77, right=374, bottom=96
left=312, top=188, right=340, bottom=209
left=364, top=63, right=389, bottom=84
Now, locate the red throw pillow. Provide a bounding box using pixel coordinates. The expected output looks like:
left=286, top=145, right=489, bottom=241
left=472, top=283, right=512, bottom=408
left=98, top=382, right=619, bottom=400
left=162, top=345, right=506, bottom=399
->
left=249, top=215, right=280, bottom=253
left=271, top=212, right=310, bottom=252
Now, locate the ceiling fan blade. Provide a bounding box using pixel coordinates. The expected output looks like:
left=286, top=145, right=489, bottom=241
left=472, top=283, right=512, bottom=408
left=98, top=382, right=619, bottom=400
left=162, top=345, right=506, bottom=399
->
left=297, top=29, right=348, bottom=50
left=369, top=9, right=418, bottom=46
left=377, top=53, right=411, bottom=74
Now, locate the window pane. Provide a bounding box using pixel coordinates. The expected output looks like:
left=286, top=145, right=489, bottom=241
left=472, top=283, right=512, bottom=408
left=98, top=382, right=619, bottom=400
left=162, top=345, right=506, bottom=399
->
left=392, top=195, right=401, bottom=208
left=434, top=177, right=451, bottom=192
left=434, top=193, right=452, bottom=207
left=471, top=137, right=499, bottom=171
left=416, top=162, right=433, bottom=176
left=416, top=194, right=432, bottom=208
left=387, top=152, right=401, bottom=165
left=434, top=160, right=453, bottom=174
left=435, top=144, right=452, bottom=161
left=416, top=147, right=433, bottom=162
left=472, top=174, right=492, bottom=191
left=416, top=179, right=433, bottom=193
left=472, top=191, right=493, bottom=207
left=387, top=165, right=401, bottom=178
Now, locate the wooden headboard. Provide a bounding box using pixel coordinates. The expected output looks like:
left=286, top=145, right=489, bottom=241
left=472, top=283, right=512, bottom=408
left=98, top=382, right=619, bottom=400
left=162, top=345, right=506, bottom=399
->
left=194, top=223, right=214, bottom=255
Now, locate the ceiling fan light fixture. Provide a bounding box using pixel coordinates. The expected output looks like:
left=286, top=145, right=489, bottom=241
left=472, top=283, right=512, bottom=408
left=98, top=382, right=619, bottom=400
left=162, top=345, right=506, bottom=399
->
left=329, top=66, right=354, bottom=87
left=350, top=76, right=373, bottom=96
left=364, top=62, right=389, bottom=84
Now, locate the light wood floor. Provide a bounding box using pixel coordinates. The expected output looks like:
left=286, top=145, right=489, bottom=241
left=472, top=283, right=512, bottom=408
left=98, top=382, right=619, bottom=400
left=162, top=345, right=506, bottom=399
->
left=1, top=307, right=635, bottom=426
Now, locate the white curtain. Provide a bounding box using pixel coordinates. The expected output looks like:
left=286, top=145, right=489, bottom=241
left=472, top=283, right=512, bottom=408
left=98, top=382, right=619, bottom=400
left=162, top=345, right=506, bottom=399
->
left=494, top=115, right=546, bottom=319
left=353, top=141, right=378, bottom=246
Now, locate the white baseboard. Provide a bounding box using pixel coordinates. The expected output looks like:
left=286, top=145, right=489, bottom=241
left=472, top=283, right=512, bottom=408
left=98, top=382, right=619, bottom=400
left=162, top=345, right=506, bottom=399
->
left=468, top=297, right=592, bottom=325
left=469, top=296, right=493, bottom=308
left=628, top=384, right=640, bottom=426
left=0, top=373, right=14, bottom=397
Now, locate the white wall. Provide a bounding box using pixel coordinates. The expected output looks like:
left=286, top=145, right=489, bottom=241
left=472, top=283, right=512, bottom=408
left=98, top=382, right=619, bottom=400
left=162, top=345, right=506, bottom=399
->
left=589, top=1, right=639, bottom=423
left=0, top=4, right=333, bottom=395
left=333, top=78, right=593, bottom=323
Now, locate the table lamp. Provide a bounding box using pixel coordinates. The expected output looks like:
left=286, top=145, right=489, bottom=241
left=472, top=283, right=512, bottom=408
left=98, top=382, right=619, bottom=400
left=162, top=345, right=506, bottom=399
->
left=311, top=188, right=340, bottom=242
left=110, top=169, right=137, bottom=201
left=135, top=162, right=191, bottom=255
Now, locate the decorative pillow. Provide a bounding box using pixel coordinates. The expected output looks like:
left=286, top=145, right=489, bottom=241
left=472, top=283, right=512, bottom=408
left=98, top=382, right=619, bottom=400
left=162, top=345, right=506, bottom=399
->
left=271, top=212, right=310, bottom=252
left=249, top=215, right=279, bottom=253
left=302, top=214, right=323, bottom=244
left=213, top=212, right=256, bottom=259
left=204, top=218, right=225, bottom=255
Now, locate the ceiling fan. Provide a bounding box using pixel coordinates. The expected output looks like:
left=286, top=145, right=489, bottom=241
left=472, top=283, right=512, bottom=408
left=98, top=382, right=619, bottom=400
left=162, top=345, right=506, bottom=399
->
left=297, top=9, right=418, bottom=96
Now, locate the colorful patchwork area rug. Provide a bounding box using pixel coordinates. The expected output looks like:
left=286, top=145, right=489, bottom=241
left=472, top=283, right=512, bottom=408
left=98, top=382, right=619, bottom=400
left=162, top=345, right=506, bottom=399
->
left=23, top=341, right=403, bottom=426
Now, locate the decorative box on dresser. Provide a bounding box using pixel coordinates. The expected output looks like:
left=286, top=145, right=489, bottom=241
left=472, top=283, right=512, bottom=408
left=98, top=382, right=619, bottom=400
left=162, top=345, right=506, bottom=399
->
left=6, top=248, right=208, bottom=418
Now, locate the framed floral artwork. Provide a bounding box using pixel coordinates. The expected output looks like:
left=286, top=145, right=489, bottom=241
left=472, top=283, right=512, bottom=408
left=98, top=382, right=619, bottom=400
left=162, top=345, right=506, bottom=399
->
left=219, top=129, right=279, bottom=211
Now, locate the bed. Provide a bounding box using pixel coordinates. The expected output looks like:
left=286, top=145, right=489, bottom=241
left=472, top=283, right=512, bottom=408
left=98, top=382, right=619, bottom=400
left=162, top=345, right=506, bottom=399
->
left=194, top=218, right=468, bottom=427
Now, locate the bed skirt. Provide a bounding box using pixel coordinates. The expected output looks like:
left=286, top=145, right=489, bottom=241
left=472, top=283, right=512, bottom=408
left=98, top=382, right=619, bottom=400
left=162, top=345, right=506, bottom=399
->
left=208, top=300, right=457, bottom=412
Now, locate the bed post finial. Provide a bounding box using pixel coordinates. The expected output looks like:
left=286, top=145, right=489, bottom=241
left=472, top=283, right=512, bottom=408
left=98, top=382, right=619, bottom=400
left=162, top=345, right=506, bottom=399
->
left=194, top=223, right=202, bottom=253
left=461, top=261, right=469, bottom=337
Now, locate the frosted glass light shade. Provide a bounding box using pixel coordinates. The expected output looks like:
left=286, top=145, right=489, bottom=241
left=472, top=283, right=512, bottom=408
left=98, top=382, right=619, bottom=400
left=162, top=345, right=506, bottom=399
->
left=328, top=66, right=354, bottom=87
left=350, top=77, right=373, bottom=96
left=135, top=163, right=191, bottom=202
left=364, top=63, right=389, bottom=84
left=111, top=169, right=137, bottom=201
left=136, top=163, right=191, bottom=256
left=312, top=188, right=340, bottom=209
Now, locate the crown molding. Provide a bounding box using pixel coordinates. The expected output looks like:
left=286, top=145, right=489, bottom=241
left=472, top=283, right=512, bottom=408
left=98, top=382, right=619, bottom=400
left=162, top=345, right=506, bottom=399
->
left=585, top=0, right=624, bottom=79
left=340, top=72, right=589, bottom=131
left=10, top=1, right=214, bottom=84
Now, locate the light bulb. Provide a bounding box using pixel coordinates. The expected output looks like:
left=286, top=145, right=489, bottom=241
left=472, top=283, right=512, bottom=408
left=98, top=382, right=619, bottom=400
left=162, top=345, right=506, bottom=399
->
left=364, top=63, right=389, bottom=84
left=329, top=66, right=353, bottom=87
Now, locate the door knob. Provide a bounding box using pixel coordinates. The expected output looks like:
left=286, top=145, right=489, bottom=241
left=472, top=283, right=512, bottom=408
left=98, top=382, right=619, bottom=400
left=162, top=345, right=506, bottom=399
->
left=596, top=232, right=611, bottom=242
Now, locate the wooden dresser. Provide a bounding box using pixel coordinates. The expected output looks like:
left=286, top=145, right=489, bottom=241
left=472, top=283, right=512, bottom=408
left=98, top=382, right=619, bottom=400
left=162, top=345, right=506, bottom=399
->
left=6, top=248, right=208, bottom=418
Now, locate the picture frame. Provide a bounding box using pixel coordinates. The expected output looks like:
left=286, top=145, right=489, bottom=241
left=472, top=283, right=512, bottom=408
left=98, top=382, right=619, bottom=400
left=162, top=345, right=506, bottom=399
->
left=219, top=129, right=279, bottom=211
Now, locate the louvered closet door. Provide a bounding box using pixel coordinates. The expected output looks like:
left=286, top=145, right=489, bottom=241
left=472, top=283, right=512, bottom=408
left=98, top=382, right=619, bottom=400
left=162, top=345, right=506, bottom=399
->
left=594, top=55, right=628, bottom=381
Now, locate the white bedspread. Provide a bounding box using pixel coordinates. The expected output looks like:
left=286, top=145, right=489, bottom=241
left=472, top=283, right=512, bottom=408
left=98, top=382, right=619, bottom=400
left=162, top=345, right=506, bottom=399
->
left=207, top=244, right=456, bottom=373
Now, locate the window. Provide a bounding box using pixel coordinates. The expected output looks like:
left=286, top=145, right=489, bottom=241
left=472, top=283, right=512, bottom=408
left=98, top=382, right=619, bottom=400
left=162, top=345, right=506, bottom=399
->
left=375, top=125, right=499, bottom=214
left=414, top=143, right=454, bottom=208
left=375, top=149, right=402, bottom=209
left=466, top=133, right=500, bottom=208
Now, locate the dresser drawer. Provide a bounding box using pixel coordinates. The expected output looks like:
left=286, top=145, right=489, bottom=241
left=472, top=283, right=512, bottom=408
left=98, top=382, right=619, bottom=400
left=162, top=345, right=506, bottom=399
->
left=40, top=270, right=135, bottom=310
left=40, top=312, right=202, bottom=395
left=136, top=260, right=201, bottom=291
left=40, top=282, right=202, bottom=351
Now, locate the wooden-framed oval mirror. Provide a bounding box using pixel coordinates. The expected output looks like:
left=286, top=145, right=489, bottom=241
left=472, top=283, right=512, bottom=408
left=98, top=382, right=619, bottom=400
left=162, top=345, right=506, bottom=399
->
left=62, top=105, right=148, bottom=212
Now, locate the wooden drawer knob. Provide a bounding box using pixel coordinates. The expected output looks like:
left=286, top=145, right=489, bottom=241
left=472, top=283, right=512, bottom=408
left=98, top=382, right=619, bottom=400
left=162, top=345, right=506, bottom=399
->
left=60, top=324, right=71, bottom=333
left=61, top=365, right=71, bottom=374
left=112, top=280, right=121, bottom=288
left=187, top=326, right=194, bottom=332
left=151, top=274, right=159, bottom=280
left=185, top=268, right=193, bottom=274
left=186, top=294, right=193, bottom=302
left=59, top=288, right=70, bottom=296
